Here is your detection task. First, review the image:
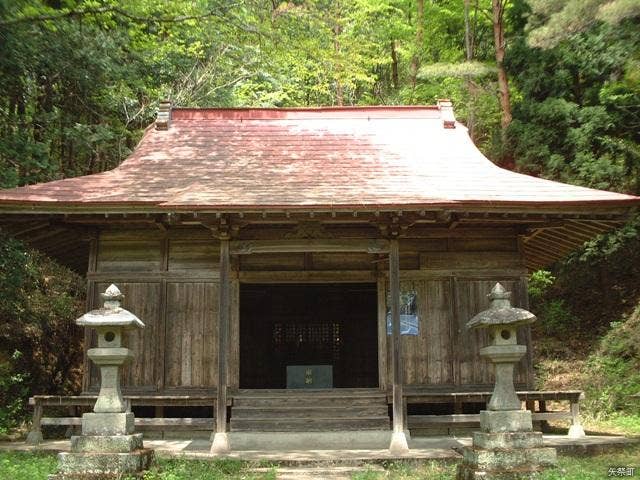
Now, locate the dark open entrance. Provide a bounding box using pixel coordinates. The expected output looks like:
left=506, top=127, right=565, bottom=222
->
left=240, top=283, right=378, bottom=389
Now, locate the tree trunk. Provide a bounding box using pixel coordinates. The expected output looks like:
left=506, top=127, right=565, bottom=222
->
left=492, top=0, right=512, bottom=141
left=334, top=24, right=344, bottom=106
left=410, top=0, right=424, bottom=89
left=390, top=41, right=399, bottom=90
left=464, top=0, right=473, bottom=61
left=464, top=0, right=475, bottom=138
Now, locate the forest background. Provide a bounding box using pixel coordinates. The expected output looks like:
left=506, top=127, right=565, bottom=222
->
left=0, top=0, right=639, bottom=435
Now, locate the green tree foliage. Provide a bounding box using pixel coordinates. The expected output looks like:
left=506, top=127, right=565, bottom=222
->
left=583, top=305, right=640, bottom=417
left=526, top=0, right=640, bottom=49
left=507, top=2, right=640, bottom=193
left=0, top=235, right=85, bottom=431
left=0, top=0, right=509, bottom=184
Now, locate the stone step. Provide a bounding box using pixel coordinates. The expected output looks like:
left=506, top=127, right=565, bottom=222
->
left=232, top=406, right=388, bottom=419
left=251, top=465, right=385, bottom=480
left=228, top=430, right=393, bottom=450
left=233, top=396, right=387, bottom=408
left=235, top=388, right=383, bottom=396
left=230, top=416, right=391, bottom=432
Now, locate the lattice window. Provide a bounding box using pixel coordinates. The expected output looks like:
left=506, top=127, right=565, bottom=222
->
left=272, top=322, right=342, bottom=362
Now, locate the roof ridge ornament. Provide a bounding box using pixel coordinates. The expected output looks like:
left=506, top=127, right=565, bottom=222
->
left=437, top=99, right=456, bottom=129
left=156, top=99, right=172, bottom=130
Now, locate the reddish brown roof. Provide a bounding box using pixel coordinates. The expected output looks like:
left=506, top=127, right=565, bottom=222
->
left=0, top=105, right=638, bottom=212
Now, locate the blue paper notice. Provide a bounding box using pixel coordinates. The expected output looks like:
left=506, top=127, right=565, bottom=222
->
left=386, top=313, right=419, bottom=336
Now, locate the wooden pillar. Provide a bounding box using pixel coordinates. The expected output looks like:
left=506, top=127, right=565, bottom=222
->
left=25, top=401, right=43, bottom=445
left=568, top=393, right=586, bottom=438
left=83, top=231, right=98, bottom=393
left=389, top=239, right=409, bottom=452
left=211, top=237, right=231, bottom=453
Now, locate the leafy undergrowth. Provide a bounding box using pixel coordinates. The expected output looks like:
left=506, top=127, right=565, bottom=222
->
left=533, top=303, right=640, bottom=437
left=355, top=449, right=640, bottom=479
left=0, top=451, right=57, bottom=480
left=353, top=460, right=456, bottom=479
left=588, top=415, right=640, bottom=437
left=582, top=304, right=640, bottom=419
left=541, top=446, right=640, bottom=480
left=3, top=449, right=639, bottom=480
left=140, top=458, right=276, bottom=480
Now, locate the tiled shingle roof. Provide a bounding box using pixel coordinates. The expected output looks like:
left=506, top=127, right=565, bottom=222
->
left=0, top=105, right=637, bottom=211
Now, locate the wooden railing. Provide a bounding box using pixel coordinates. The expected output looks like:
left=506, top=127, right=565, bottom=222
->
left=399, top=389, right=585, bottom=438
left=26, top=389, right=586, bottom=444
left=26, top=394, right=220, bottom=444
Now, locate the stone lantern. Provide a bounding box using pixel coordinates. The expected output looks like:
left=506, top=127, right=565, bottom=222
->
left=467, top=283, right=535, bottom=412
left=456, top=283, right=556, bottom=480
left=51, top=285, right=153, bottom=479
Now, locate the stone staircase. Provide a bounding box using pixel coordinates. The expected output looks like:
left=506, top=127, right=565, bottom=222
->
left=230, top=389, right=390, bottom=432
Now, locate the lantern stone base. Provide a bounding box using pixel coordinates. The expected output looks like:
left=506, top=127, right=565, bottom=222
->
left=456, top=445, right=557, bottom=480
left=49, top=449, right=154, bottom=479
left=82, top=412, right=134, bottom=436
left=49, top=413, right=152, bottom=479
left=479, top=410, right=532, bottom=433
left=456, top=410, right=557, bottom=480
left=472, top=431, right=543, bottom=450
left=71, top=433, right=143, bottom=453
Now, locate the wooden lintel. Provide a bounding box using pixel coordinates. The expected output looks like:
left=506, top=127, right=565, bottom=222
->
left=387, top=269, right=527, bottom=280
left=62, top=217, right=158, bottom=225
left=230, top=239, right=389, bottom=254
left=406, top=226, right=518, bottom=238
left=238, top=270, right=377, bottom=284
left=87, top=271, right=221, bottom=282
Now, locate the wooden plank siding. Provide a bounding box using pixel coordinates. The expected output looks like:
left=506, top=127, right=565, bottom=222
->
left=164, top=282, right=218, bottom=389
left=84, top=226, right=533, bottom=396
left=90, top=281, right=162, bottom=391
left=87, top=228, right=222, bottom=393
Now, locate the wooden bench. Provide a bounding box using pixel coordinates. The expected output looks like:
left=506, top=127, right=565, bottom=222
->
left=401, top=389, right=586, bottom=438
left=26, top=394, right=221, bottom=445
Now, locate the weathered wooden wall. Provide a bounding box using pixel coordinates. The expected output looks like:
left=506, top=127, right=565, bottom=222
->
left=380, top=236, right=531, bottom=390
left=84, top=225, right=532, bottom=393
left=86, top=228, right=221, bottom=392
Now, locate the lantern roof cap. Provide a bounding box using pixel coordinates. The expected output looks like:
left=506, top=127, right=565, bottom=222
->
left=466, top=283, right=536, bottom=330
left=76, top=284, right=145, bottom=329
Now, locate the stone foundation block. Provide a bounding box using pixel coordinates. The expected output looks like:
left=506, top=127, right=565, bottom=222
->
left=480, top=410, right=532, bottom=433
left=462, top=446, right=557, bottom=470
left=82, top=412, right=134, bottom=436
left=54, top=449, right=153, bottom=476
left=472, top=431, right=543, bottom=450
left=70, top=433, right=143, bottom=453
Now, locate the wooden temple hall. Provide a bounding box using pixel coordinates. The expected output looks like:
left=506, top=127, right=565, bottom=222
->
left=1, top=101, right=639, bottom=449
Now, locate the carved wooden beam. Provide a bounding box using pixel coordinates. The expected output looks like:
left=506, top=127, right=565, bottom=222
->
left=229, top=238, right=390, bottom=255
